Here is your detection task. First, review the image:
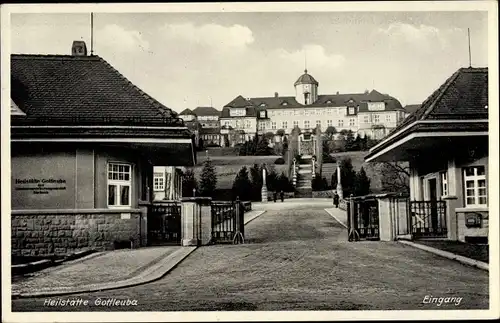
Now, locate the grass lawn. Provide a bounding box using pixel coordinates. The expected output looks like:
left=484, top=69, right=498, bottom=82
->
left=414, top=240, right=489, bottom=263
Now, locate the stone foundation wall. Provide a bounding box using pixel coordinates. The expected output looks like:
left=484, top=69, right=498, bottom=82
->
left=11, top=209, right=146, bottom=257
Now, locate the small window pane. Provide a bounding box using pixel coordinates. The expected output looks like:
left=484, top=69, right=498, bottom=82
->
left=478, top=179, right=486, bottom=188
left=108, top=185, right=116, bottom=205
left=120, top=186, right=130, bottom=205
left=124, top=173, right=130, bottom=181
left=466, top=181, right=475, bottom=188
left=478, top=188, right=487, bottom=196
left=479, top=197, right=487, bottom=205
left=465, top=167, right=474, bottom=176
left=466, top=197, right=475, bottom=205
left=477, top=166, right=485, bottom=176
left=119, top=173, right=124, bottom=180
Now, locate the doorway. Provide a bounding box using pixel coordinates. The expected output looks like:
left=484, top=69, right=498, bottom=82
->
left=428, top=178, right=439, bottom=232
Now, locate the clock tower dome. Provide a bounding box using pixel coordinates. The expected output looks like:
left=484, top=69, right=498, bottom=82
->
left=294, top=69, right=319, bottom=105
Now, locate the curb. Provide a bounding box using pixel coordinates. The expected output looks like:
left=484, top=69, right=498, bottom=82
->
left=244, top=210, right=266, bottom=225
left=398, top=240, right=489, bottom=271
left=12, top=249, right=100, bottom=276
left=322, top=208, right=488, bottom=272
left=12, top=246, right=197, bottom=299
left=324, top=208, right=348, bottom=229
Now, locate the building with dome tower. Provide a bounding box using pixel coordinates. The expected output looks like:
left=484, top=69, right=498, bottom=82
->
left=219, top=69, right=407, bottom=147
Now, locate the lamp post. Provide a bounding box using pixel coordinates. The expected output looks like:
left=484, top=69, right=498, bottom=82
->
left=192, top=188, right=196, bottom=197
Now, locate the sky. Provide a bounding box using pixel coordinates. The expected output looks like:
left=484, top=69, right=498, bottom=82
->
left=10, top=10, right=489, bottom=113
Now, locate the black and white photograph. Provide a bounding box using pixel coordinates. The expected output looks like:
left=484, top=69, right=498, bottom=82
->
left=1, top=1, right=498, bottom=322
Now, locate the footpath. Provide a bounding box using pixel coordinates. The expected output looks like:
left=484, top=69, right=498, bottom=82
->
left=324, top=207, right=489, bottom=271
left=12, top=209, right=266, bottom=298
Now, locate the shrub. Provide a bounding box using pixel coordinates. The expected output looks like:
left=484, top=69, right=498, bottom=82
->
left=274, top=157, right=285, bottom=165
left=199, top=159, right=217, bottom=197
left=232, top=166, right=253, bottom=201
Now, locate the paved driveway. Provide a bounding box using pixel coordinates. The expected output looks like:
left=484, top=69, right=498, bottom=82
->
left=12, top=205, right=489, bottom=311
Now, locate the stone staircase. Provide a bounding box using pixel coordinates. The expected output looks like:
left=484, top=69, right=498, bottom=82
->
left=295, top=156, right=313, bottom=198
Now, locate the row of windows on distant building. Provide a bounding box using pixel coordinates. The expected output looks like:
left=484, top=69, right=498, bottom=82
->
left=223, top=115, right=393, bottom=130
left=263, top=107, right=358, bottom=117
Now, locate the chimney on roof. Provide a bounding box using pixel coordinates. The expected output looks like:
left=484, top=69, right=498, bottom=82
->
left=72, top=41, right=88, bottom=56
left=364, top=89, right=369, bottom=94
left=274, top=92, right=279, bottom=98
left=336, top=91, right=339, bottom=95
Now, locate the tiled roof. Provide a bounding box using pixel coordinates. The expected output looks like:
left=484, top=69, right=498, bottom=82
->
left=179, top=108, right=195, bottom=116
left=221, top=89, right=403, bottom=117
left=366, top=67, right=489, bottom=160
left=294, top=70, right=319, bottom=86
left=403, top=104, right=421, bottom=115
left=11, top=54, right=182, bottom=126
left=193, top=106, right=220, bottom=116
left=389, top=67, right=488, bottom=133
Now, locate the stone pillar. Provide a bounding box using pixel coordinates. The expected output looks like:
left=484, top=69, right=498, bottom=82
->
left=181, top=198, right=201, bottom=246
left=336, top=164, right=343, bottom=199
left=445, top=157, right=459, bottom=240
left=261, top=167, right=268, bottom=202
left=197, top=197, right=213, bottom=245
left=138, top=204, right=149, bottom=247
left=378, top=198, right=394, bottom=241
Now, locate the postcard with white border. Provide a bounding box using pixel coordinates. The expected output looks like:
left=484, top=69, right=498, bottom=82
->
left=1, top=1, right=499, bottom=322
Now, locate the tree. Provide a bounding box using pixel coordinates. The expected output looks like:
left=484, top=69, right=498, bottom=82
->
left=266, top=167, right=279, bottom=192
left=232, top=166, right=253, bottom=201
left=282, top=135, right=289, bottom=151
left=256, top=137, right=273, bottom=156
left=250, top=163, right=263, bottom=201
left=354, top=167, right=371, bottom=196
left=312, top=173, right=329, bottom=191
left=181, top=168, right=198, bottom=197
left=339, top=129, right=349, bottom=138
left=276, top=172, right=294, bottom=192
left=264, top=132, right=275, bottom=141
left=332, top=158, right=357, bottom=197
left=199, top=159, right=217, bottom=197
left=345, top=130, right=356, bottom=151
left=379, top=162, right=410, bottom=195
left=325, top=126, right=337, bottom=139
left=276, top=129, right=285, bottom=137
left=322, top=140, right=336, bottom=163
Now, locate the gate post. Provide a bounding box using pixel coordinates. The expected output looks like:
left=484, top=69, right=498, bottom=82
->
left=138, top=202, right=149, bottom=247
left=378, top=197, right=393, bottom=241
left=181, top=197, right=201, bottom=246
left=181, top=197, right=213, bottom=246
left=198, top=197, right=212, bottom=245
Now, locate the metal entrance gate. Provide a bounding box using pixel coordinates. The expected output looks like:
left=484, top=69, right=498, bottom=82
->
left=211, top=200, right=245, bottom=244
left=347, top=197, right=380, bottom=241
left=410, top=200, right=447, bottom=238
left=147, top=201, right=182, bottom=245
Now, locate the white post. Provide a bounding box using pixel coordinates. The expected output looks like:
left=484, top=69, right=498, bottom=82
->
left=312, top=157, right=316, bottom=179
left=336, top=164, right=343, bottom=199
